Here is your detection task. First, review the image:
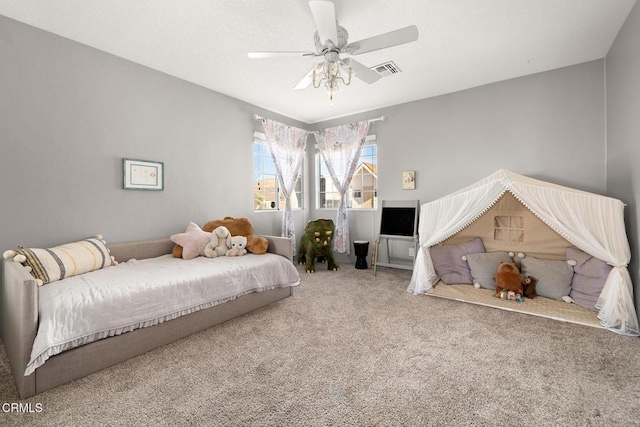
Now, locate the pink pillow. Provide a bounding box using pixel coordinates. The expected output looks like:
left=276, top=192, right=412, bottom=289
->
left=170, top=222, right=211, bottom=260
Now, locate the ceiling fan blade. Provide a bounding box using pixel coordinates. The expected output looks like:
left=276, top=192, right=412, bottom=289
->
left=346, top=59, right=381, bottom=84
left=294, top=66, right=319, bottom=90
left=309, top=1, right=338, bottom=46
left=248, top=51, right=316, bottom=59
left=345, top=25, right=419, bottom=55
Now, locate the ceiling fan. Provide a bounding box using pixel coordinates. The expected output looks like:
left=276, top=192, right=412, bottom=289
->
left=248, top=0, right=419, bottom=103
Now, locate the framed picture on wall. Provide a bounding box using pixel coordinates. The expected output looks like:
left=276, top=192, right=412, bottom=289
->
left=123, top=158, right=164, bottom=190
left=402, top=170, right=416, bottom=190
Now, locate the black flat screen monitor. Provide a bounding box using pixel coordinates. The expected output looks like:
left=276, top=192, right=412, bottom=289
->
left=380, top=207, right=417, bottom=237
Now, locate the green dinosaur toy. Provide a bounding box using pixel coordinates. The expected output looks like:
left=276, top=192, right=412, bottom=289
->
left=298, top=219, right=339, bottom=273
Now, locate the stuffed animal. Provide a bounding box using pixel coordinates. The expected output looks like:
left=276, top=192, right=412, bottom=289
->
left=173, top=216, right=268, bottom=258
left=298, top=219, right=338, bottom=273
left=204, top=226, right=230, bottom=258
left=522, top=276, right=537, bottom=299
left=494, top=262, right=525, bottom=298
left=226, top=236, right=247, bottom=257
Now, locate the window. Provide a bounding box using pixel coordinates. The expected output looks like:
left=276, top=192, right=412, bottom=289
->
left=253, top=139, right=303, bottom=211
left=494, top=215, right=524, bottom=242
left=317, top=144, right=377, bottom=209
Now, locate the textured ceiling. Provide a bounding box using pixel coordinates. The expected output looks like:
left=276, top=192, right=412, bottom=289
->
left=0, top=0, right=636, bottom=123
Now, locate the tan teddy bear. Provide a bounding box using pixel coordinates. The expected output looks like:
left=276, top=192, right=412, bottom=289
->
left=494, top=262, right=525, bottom=297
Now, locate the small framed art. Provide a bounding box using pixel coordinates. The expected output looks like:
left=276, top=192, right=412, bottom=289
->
left=123, top=158, right=164, bottom=190
left=402, top=170, right=416, bottom=190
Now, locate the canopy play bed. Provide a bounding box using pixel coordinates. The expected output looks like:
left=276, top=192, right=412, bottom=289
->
left=408, top=169, right=639, bottom=336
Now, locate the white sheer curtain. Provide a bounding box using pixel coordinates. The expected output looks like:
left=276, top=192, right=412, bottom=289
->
left=507, top=180, right=637, bottom=336
left=313, top=121, right=370, bottom=253
left=262, top=119, right=309, bottom=250
left=408, top=169, right=639, bottom=337
left=407, top=183, right=507, bottom=293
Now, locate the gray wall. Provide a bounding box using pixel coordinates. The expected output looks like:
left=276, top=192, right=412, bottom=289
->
left=605, top=2, right=640, bottom=320
left=312, top=60, right=607, bottom=264
left=0, top=15, right=609, bottom=261
left=0, top=15, right=308, bottom=254
left=0, top=16, right=620, bottom=281
left=2, top=12, right=633, bottom=328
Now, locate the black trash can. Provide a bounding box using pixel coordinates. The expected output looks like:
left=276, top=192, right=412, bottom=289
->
left=353, top=240, right=369, bottom=270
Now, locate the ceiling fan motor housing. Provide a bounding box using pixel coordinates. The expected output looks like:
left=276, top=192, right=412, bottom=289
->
left=314, top=24, right=349, bottom=51
left=324, top=50, right=340, bottom=62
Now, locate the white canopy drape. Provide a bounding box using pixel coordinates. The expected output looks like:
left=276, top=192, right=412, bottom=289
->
left=261, top=119, right=309, bottom=251
left=408, top=169, right=639, bottom=336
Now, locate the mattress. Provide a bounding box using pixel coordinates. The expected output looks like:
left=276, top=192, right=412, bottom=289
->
left=27, top=253, right=300, bottom=375
left=427, top=282, right=602, bottom=329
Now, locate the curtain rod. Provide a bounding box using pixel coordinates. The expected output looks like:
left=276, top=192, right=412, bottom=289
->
left=253, top=114, right=385, bottom=124
left=367, top=116, right=385, bottom=123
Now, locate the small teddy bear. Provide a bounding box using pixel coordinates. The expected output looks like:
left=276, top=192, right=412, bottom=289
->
left=225, top=236, right=247, bottom=257
left=522, top=276, right=537, bottom=299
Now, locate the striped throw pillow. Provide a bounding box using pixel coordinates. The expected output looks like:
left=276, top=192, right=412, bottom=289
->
left=7, top=236, right=116, bottom=286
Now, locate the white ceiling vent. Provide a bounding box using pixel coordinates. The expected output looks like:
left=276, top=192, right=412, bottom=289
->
left=370, top=61, right=402, bottom=77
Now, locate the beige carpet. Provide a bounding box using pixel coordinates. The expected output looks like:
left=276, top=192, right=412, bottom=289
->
left=1, top=263, right=640, bottom=426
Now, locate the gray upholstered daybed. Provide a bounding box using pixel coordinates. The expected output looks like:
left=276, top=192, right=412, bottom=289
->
left=2, top=236, right=297, bottom=399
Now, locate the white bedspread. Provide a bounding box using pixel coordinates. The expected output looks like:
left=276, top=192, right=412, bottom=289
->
left=26, top=253, right=300, bottom=375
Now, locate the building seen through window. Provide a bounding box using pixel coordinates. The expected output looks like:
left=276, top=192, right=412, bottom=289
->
left=253, top=140, right=303, bottom=211
left=318, top=144, right=377, bottom=209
